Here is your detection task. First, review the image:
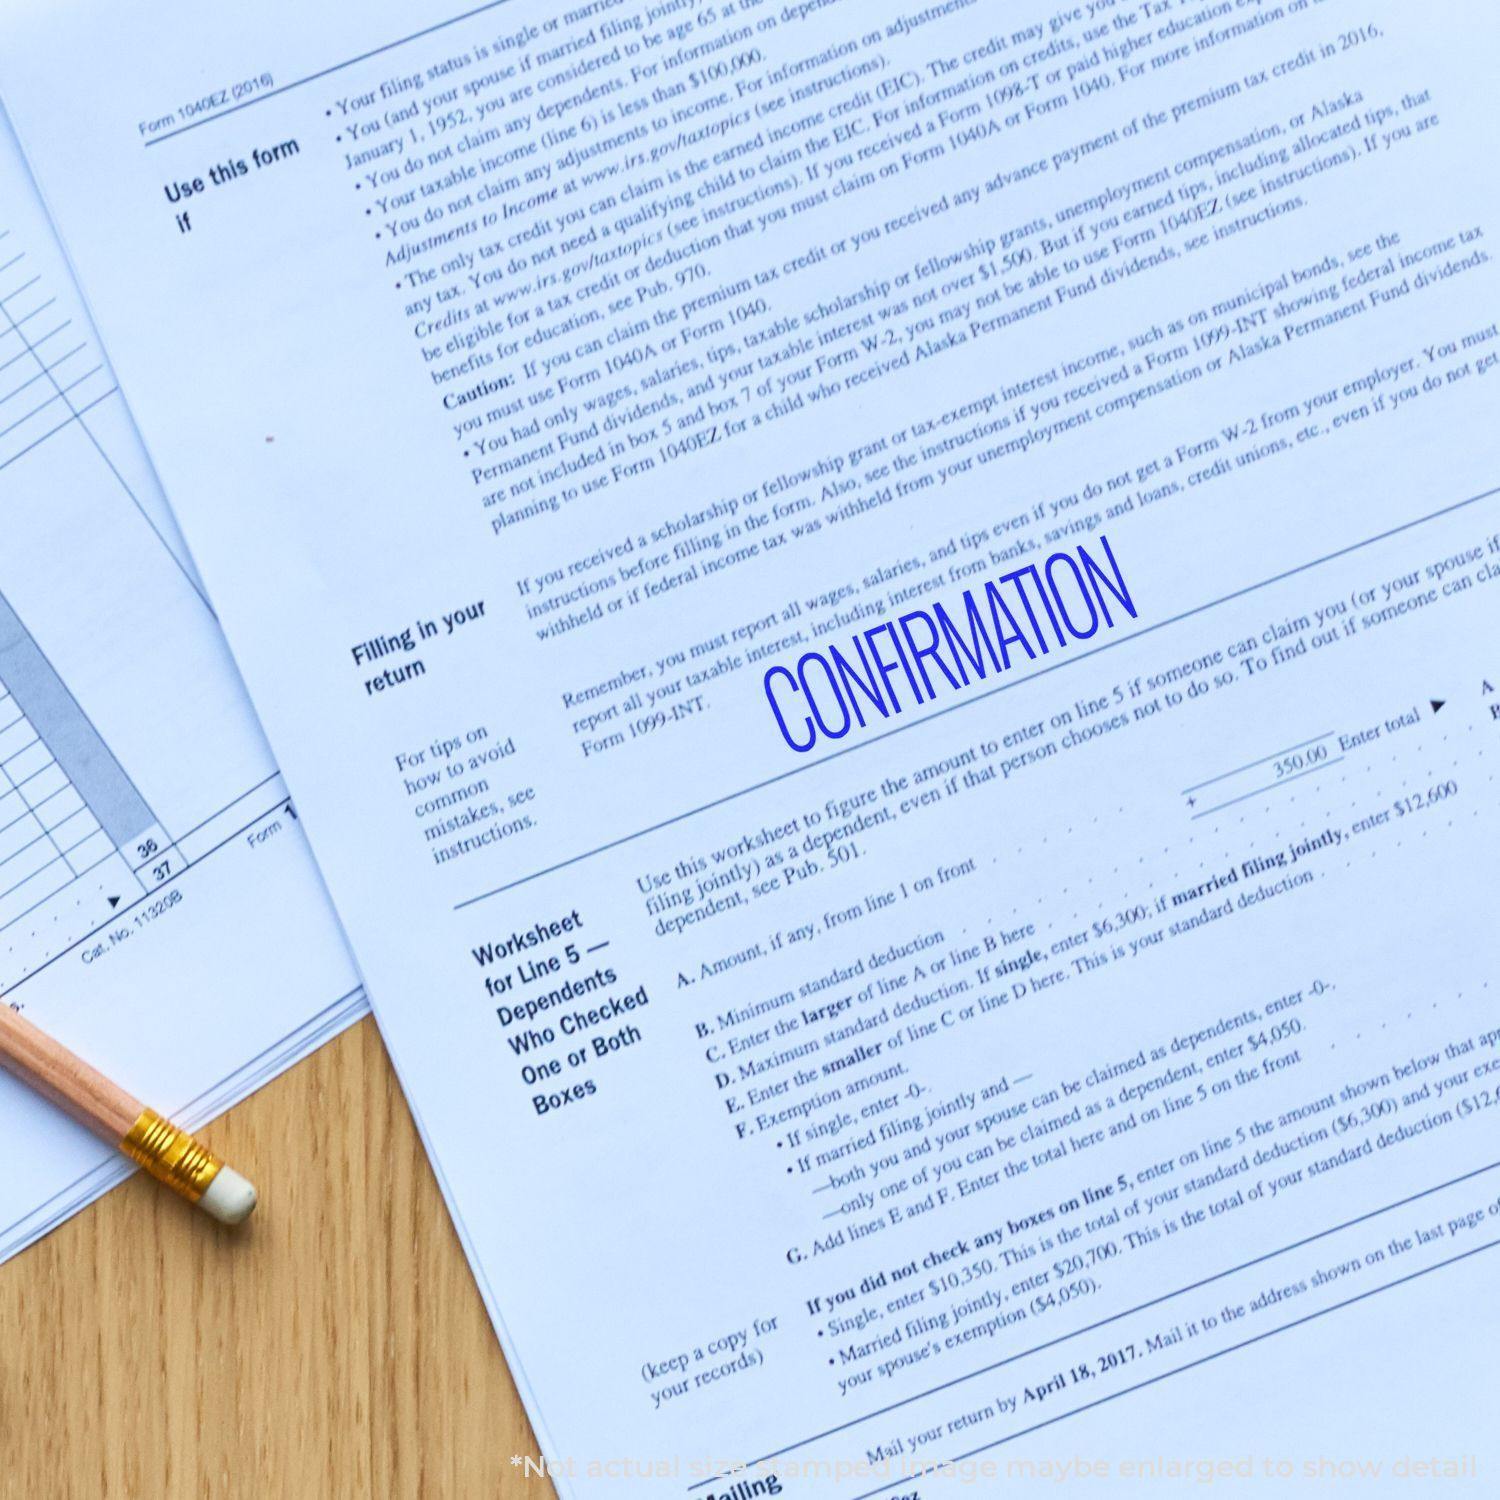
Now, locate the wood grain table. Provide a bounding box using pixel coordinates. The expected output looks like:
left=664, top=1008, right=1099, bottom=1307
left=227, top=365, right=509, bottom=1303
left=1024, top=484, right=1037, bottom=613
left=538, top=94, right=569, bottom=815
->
left=0, top=1017, right=538, bottom=1499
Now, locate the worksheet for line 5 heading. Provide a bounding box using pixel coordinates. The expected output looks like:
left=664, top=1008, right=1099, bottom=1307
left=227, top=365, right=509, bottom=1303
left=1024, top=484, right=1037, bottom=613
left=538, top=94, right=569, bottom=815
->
left=2, top=0, right=1496, bottom=1491
left=0, top=113, right=364, bottom=1263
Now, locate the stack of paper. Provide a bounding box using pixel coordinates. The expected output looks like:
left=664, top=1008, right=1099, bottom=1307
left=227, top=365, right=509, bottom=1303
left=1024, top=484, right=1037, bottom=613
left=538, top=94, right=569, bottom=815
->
left=0, top=113, right=364, bottom=1263
left=1, top=0, right=1495, bottom=1491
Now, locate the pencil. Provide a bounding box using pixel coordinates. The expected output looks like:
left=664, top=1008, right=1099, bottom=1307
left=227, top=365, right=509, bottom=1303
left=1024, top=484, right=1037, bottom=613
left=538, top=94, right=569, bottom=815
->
left=0, top=1000, right=257, bottom=1224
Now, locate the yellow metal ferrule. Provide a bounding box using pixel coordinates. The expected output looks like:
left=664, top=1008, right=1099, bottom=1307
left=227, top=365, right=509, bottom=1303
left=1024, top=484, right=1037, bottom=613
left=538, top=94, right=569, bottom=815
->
left=119, top=1109, right=222, bottom=1203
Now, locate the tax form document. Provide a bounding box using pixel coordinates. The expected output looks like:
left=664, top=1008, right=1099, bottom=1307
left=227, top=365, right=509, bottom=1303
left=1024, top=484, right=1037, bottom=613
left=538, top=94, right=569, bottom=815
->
left=4, top=0, right=1497, bottom=1488
left=0, top=114, right=365, bottom=1263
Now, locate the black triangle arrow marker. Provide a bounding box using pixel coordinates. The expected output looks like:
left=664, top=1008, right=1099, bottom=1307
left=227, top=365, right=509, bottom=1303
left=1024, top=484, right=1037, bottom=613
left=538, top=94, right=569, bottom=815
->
left=107, top=896, right=120, bottom=909
left=1430, top=699, right=1446, bottom=715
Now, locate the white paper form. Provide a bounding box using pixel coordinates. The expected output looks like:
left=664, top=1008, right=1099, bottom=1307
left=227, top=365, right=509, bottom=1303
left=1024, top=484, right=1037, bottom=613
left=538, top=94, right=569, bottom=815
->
left=0, top=113, right=365, bottom=1264
left=3, top=0, right=1497, bottom=1491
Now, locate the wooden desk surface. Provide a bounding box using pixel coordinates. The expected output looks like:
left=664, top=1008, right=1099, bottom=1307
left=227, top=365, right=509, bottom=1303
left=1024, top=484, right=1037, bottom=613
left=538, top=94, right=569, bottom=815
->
left=0, top=1018, right=537, bottom=1498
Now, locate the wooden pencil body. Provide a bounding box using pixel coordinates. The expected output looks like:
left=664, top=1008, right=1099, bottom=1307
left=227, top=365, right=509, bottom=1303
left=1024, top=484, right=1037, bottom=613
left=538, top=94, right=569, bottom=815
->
left=0, top=1002, right=140, bottom=1141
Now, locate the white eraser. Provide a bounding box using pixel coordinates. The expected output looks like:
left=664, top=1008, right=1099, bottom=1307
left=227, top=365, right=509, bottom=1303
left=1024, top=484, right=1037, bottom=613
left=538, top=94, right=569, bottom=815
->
left=198, top=1165, right=258, bottom=1225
